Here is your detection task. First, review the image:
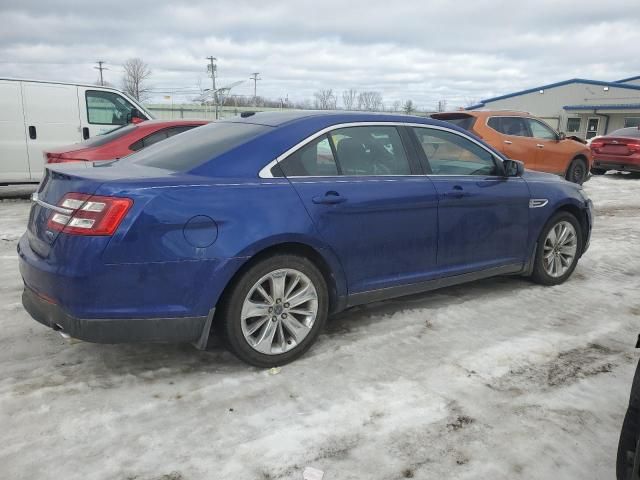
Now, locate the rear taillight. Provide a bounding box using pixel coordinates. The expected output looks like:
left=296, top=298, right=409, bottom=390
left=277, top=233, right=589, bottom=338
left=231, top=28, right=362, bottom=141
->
left=590, top=140, right=604, bottom=150
left=47, top=192, right=133, bottom=236
left=44, top=152, right=88, bottom=164
left=628, top=142, right=640, bottom=153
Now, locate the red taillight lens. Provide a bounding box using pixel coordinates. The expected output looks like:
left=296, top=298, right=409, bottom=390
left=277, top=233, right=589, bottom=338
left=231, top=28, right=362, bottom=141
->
left=47, top=192, right=133, bottom=236
left=628, top=142, right=640, bottom=153
left=44, top=152, right=88, bottom=164
left=590, top=140, right=604, bottom=149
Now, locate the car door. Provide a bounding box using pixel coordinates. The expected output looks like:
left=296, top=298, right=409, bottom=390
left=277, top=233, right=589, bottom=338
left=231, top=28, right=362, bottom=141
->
left=21, top=82, right=82, bottom=180
left=0, top=80, right=31, bottom=182
left=79, top=89, right=141, bottom=139
left=487, top=116, right=539, bottom=169
left=273, top=124, right=439, bottom=294
left=526, top=118, right=568, bottom=175
left=410, top=126, right=530, bottom=275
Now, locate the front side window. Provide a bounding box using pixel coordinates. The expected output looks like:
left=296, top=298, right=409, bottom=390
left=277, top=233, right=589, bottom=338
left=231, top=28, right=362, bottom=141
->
left=275, top=135, right=339, bottom=177
left=329, top=126, right=410, bottom=176
left=566, top=117, right=581, bottom=133
left=527, top=119, right=557, bottom=140
left=413, top=127, right=499, bottom=176
left=487, top=116, right=530, bottom=137
left=86, top=90, right=137, bottom=125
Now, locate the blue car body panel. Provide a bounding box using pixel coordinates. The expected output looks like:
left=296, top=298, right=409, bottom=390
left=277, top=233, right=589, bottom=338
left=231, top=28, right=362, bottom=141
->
left=18, top=111, right=593, bottom=345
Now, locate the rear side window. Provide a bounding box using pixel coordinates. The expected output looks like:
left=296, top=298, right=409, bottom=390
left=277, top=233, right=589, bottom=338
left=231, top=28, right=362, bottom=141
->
left=127, top=122, right=269, bottom=171
left=488, top=117, right=530, bottom=137
left=276, top=135, right=339, bottom=177
left=330, top=126, right=411, bottom=176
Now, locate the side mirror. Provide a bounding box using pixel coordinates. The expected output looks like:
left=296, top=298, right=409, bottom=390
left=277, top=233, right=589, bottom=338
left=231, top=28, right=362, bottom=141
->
left=558, top=131, right=566, bottom=141
left=128, top=108, right=145, bottom=124
left=503, top=159, right=525, bottom=177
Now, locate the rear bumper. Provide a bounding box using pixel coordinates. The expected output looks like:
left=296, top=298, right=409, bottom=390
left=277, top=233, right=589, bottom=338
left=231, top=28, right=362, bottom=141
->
left=593, top=154, right=640, bottom=172
left=22, top=286, right=208, bottom=344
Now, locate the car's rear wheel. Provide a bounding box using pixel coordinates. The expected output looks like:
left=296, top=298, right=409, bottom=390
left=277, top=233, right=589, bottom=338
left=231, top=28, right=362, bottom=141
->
left=591, top=167, right=607, bottom=175
left=566, top=157, right=587, bottom=184
left=531, top=211, right=583, bottom=285
left=617, top=360, right=640, bottom=480
left=218, top=254, right=328, bottom=367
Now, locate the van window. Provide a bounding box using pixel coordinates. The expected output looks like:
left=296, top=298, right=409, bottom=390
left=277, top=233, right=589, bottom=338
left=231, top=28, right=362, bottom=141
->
left=86, top=90, right=137, bottom=125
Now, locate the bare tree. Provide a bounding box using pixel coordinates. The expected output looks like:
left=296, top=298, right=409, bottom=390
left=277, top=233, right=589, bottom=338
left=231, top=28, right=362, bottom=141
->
left=437, top=99, right=448, bottom=112
left=403, top=100, right=416, bottom=114
left=391, top=100, right=401, bottom=112
left=357, top=91, right=383, bottom=111
left=342, top=88, right=358, bottom=110
left=122, top=58, right=152, bottom=101
left=463, top=97, right=479, bottom=109
left=314, top=89, right=337, bottom=110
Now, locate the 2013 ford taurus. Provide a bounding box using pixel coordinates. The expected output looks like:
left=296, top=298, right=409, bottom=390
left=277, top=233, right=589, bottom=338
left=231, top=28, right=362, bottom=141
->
left=19, top=111, right=593, bottom=367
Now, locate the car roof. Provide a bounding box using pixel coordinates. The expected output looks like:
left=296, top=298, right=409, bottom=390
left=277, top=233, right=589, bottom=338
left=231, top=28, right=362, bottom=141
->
left=218, top=110, right=448, bottom=129
left=434, top=110, right=531, bottom=118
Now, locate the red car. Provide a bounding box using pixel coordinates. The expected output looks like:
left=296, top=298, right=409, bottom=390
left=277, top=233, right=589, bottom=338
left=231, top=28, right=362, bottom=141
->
left=590, top=126, right=640, bottom=175
left=44, top=120, right=209, bottom=164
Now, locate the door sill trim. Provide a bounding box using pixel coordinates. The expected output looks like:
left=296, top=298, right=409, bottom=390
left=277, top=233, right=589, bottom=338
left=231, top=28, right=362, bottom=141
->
left=346, top=263, right=524, bottom=307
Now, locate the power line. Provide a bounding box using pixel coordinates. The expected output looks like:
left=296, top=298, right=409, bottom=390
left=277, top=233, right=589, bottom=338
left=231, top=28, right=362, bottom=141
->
left=94, top=60, right=107, bottom=86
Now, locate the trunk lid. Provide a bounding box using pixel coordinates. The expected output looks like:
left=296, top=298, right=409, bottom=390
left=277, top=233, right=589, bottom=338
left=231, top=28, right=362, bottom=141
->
left=594, top=137, right=640, bottom=156
left=27, top=161, right=173, bottom=257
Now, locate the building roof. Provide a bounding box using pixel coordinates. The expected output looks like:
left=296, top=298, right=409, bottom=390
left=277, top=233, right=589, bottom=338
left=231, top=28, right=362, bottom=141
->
left=467, top=78, right=640, bottom=110
left=615, top=75, right=640, bottom=83
left=563, top=104, right=640, bottom=111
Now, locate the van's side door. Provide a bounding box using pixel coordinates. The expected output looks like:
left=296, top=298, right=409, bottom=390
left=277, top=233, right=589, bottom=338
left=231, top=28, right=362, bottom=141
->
left=21, top=82, right=82, bottom=181
left=78, top=88, right=149, bottom=139
left=0, top=80, right=31, bottom=182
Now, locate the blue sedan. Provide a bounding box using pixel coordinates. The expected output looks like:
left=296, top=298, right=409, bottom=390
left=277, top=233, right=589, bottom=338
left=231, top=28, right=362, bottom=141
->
left=19, top=111, right=593, bottom=366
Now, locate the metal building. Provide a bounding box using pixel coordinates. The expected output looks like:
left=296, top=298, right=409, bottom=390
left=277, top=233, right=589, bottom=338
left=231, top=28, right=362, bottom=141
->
left=468, top=76, right=640, bottom=140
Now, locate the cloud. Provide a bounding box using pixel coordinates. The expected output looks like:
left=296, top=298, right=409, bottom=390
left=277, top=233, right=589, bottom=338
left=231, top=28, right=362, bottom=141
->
left=1, top=0, right=639, bottom=109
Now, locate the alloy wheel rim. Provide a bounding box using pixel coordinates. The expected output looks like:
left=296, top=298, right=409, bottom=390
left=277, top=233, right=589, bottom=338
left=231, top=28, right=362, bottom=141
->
left=542, top=220, right=578, bottom=278
left=241, top=268, right=318, bottom=355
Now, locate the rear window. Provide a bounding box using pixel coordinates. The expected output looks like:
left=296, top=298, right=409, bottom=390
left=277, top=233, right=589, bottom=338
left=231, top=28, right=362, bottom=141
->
left=431, top=114, right=476, bottom=131
left=80, top=124, right=137, bottom=147
left=126, top=122, right=269, bottom=171
left=609, top=127, right=640, bottom=138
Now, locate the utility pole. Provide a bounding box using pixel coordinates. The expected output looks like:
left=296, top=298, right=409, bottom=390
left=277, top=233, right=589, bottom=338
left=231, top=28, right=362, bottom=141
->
left=94, top=60, right=107, bottom=86
left=249, top=72, right=261, bottom=106
left=206, top=56, right=218, bottom=119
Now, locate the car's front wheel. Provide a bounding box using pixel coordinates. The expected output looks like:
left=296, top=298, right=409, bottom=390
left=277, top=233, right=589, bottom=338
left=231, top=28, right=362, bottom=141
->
left=531, top=211, right=583, bottom=285
left=218, top=254, right=328, bottom=367
left=566, top=157, right=587, bottom=184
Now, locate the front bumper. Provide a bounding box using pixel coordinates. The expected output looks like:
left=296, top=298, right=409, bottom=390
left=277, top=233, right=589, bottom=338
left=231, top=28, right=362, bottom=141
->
left=22, top=286, right=209, bottom=344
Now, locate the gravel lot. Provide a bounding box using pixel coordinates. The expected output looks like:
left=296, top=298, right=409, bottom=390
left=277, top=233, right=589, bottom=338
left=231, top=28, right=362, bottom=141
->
left=0, top=176, right=639, bottom=480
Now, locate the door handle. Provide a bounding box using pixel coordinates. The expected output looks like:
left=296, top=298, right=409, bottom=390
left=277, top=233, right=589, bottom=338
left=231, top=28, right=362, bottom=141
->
left=82, top=127, right=90, bottom=140
left=312, top=191, right=347, bottom=205
left=504, top=140, right=513, bottom=145
left=443, top=186, right=470, bottom=199
left=28, top=126, right=36, bottom=140
left=536, top=144, right=544, bottom=148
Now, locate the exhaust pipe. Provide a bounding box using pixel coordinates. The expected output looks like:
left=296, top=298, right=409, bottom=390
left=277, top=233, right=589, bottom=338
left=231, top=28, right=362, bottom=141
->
left=54, top=324, right=82, bottom=344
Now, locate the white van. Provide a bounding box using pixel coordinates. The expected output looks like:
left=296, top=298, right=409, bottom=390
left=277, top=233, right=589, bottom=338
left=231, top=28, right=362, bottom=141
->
left=0, top=78, right=153, bottom=184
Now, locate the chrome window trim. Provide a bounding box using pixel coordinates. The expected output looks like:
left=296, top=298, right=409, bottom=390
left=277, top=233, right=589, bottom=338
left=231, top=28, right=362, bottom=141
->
left=258, top=122, right=505, bottom=179
left=30, top=192, right=74, bottom=215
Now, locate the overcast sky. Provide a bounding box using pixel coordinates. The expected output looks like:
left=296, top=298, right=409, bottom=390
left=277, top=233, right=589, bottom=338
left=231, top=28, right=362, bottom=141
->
left=1, top=0, right=639, bottom=110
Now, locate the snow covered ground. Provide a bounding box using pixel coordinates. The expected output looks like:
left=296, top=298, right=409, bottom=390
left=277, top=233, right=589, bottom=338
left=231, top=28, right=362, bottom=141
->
left=0, top=176, right=639, bottom=480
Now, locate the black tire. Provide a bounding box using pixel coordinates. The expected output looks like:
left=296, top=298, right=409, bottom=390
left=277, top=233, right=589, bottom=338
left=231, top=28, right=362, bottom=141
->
left=566, top=157, right=587, bottom=184
left=530, top=211, right=583, bottom=286
left=591, top=167, right=607, bottom=175
left=217, top=254, right=328, bottom=368
left=617, top=360, right=640, bottom=480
